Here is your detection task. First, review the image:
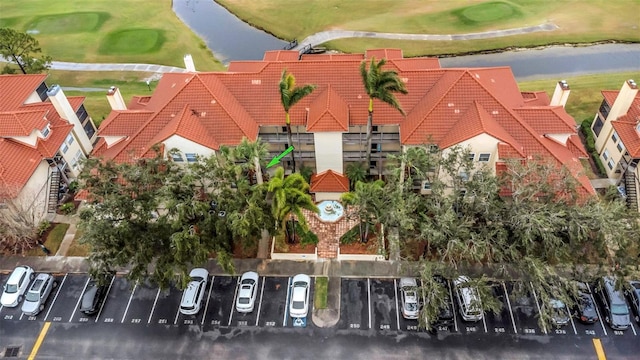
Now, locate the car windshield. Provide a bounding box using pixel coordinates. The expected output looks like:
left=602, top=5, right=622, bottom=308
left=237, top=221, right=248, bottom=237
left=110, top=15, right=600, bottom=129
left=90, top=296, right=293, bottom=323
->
left=25, top=291, right=40, bottom=302
left=292, top=300, right=305, bottom=310
left=191, top=276, right=203, bottom=282
left=238, top=297, right=250, bottom=304
left=5, top=284, right=18, bottom=293
left=405, top=302, right=418, bottom=311
left=612, top=304, right=629, bottom=315
left=241, top=279, right=255, bottom=285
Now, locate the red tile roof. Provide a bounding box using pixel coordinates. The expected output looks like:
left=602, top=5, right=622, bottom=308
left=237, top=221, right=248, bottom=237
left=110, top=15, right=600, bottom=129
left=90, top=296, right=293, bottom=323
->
left=92, top=49, right=592, bottom=195
left=603, top=89, right=640, bottom=157
left=310, top=170, right=349, bottom=193
left=0, top=74, right=75, bottom=200
left=307, top=85, right=349, bottom=132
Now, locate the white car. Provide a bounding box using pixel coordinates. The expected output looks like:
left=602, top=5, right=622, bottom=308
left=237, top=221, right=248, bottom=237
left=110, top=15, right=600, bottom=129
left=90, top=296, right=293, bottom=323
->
left=289, top=274, right=311, bottom=318
left=399, top=277, right=420, bottom=320
left=179, top=268, right=209, bottom=315
left=21, top=273, right=56, bottom=316
left=236, top=271, right=259, bottom=313
left=453, top=276, right=483, bottom=322
left=1, top=266, right=35, bottom=307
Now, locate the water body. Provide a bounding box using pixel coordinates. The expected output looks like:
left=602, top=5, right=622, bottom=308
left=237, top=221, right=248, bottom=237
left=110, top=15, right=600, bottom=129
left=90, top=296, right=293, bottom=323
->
left=174, top=0, right=640, bottom=80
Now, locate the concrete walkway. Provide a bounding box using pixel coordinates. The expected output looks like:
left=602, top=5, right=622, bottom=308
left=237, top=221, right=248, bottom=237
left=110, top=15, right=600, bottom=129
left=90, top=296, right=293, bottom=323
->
left=293, top=23, right=559, bottom=50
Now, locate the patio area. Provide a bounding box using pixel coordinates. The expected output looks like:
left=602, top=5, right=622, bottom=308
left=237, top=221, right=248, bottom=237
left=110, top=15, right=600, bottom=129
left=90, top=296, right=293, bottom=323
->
left=301, top=206, right=359, bottom=259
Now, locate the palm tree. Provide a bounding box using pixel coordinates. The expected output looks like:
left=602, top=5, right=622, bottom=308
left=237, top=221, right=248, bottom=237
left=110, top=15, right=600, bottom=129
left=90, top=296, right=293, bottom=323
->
left=267, top=167, right=318, bottom=243
left=341, top=179, right=385, bottom=243
left=279, top=69, right=316, bottom=173
left=345, top=162, right=367, bottom=190
left=360, top=57, right=408, bottom=176
left=234, top=137, right=268, bottom=185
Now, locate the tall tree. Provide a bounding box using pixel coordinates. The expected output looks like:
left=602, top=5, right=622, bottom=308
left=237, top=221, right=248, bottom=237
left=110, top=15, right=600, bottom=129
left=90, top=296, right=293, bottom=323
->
left=341, top=180, right=386, bottom=243
left=345, top=162, right=367, bottom=190
left=0, top=28, right=52, bottom=74
left=278, top=69, right=316, bottom=173
left=267, top=167, right=318, bottom=243
left=360, top=57, right=408, bottom=176
left=233, top=137, right=268, bottom=185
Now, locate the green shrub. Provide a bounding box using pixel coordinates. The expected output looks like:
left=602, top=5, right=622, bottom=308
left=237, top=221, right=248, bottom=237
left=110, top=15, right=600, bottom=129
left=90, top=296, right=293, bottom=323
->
left=580, top=119, right=607, bottom=177
left=340, top=224, right=361, bottom=245
left=59, top=202, right=75, bottom=214
left=37, top=220, right=51, bottom=237
left=68, top=181, right=80, bottom=193
left=293, top=222, right=318, bottom=246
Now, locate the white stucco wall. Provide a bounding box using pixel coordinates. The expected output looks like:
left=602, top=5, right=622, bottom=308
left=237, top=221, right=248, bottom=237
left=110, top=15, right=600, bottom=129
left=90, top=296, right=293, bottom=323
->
left=163, top=135, right=216, bottom=160
left=58, top=133, right=86, bottom=177
left=314, top=192, right=344, bottom=201
left=314, top=132, right=343, bottom=173
left=13, top=161, right=51, bottom=223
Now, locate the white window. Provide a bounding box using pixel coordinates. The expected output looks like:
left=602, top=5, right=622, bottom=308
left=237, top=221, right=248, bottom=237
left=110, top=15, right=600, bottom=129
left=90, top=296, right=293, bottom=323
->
left=611, top=132, right=619, bottom=143
left=41, top=124, right=50, bottom=138
left=607, top=159, right=614, bottom=170
left=478, top=153, right=491, bottom=162
left=185, top=153, right=197, bottom=162
left=423, top=182, right=431, bottom=190
left=617, top=142, right=624, bottom=153
left=66, top=134, right=74, bottom=145
left=602, top=149, right=610, bottom=161
left=468, top=153, right=475, bottom=161
left=61, top=143, right=69, bottom=154
left=70, top=150, right=84, bottom=170
left=171, top=153, right=184, bottom=162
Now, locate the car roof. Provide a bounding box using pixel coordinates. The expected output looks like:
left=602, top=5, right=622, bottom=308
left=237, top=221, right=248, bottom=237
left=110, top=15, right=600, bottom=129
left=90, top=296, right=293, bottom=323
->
left=240, top=271, right=259, bottom=282
left=8, top=266, right=30, bottom=283
left=182, top=282, right=200, bottom=305
left=292, top=274, right=310, bottom=283
left=189, top=268, right=208, bottom=279
left=400, top=277, right=417, bottom=288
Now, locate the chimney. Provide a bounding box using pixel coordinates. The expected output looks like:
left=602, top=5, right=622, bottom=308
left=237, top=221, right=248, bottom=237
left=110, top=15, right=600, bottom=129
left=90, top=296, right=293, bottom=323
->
left=607, top=79, right=638, bottom=122
left=46, top=85, right=93, bottom=153
left=550, top=80, right=570, bottom=107
left=106, top=86, right=127, bottom=110
left=184, top=54, right=196, bottom=72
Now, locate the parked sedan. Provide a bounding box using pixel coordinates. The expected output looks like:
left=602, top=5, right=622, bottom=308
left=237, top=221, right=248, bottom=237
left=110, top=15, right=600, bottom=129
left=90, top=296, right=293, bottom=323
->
left=625, top=280, right=640, bottom=323
left=179, top=268, right=209, bottom=315
left=549, top=299, right=570, bottom=327
left=433, top=276, right=455, bottom=327
left=289, top=274, right=311, bottom=318
left=1, top=266, right=35, bottom=307
left=573, top=282, right=598, bottom=324
left=399, top=277, right=419, bottom=320
left=236, top=271, right=259, bottom=313
left=80, top=275, right=112, bottom=315
left=21, top=273, right=56, bottom=316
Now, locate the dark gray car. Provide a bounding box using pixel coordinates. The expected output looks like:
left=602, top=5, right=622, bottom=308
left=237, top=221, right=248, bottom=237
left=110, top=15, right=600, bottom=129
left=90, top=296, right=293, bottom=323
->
left=80, top=278, right=109, bottom=315
left=625, top=280, right=640, bottom=323
left=597, top=276, right=630, bottom=330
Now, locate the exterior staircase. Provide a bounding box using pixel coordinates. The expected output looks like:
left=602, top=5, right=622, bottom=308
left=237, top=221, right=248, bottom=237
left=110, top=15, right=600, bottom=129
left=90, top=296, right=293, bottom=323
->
left=624, top=168, right=638, bottom=211
left=47, top=168, right=61, bottom=213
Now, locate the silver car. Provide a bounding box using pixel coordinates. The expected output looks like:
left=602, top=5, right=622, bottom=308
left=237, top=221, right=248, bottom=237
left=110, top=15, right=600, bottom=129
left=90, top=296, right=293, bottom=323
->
left=179, top=268, right=209, bottom=315
left=21, top=273, right=56, bottom=316
left=289, top=274, right=311, bottom=318
left=399, top=277, right=420, bottom=320
left=236, top=271, right=259, bottom=313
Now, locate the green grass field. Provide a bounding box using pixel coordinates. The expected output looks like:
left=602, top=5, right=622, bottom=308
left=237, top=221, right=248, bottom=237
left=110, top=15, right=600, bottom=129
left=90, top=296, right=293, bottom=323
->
left=0, top=0, right=224, bottom=70
left=217, top=0, right=639, bottom=55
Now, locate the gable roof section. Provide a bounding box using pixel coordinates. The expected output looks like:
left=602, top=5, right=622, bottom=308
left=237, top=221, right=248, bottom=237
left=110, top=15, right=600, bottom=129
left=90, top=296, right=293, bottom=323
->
left=148, top=104, right=219, bottom=150
left=0, top=110, right=48, bottom=136
left=307, top=85, right=349, bottom=132
left=0, top=138, right=43, bottom=199
left=365, top=49, right=403, bottom=60
left=310, top=170, right=349, bottom=193
left=514, top=107, right=576, bottom=134
left=98, top=111, right=155, bottom=136
left=606, top=88, right=640, bottom=156
left=0, top=74, right=47, bottom=111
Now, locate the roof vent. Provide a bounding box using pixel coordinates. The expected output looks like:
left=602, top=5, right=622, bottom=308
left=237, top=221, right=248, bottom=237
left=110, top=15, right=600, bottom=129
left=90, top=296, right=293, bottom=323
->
left=201, top=112, right=206, bottom=117
left=171, top=113, right=176, bottom=117
left=357, top=95, right=362, bottom=99
left=454, top=109, right=460, bottom=114
left=492, top=110, right=499, bottom=115
left=210, top=99, right=216, bottom=104
left=448, top=103, right=454, bottom=107
left=401, top=77, right=408, bottom=83
left=475, top=73, right=480, bottom=78
left=171, top=83, right=176, bottom=88
left=251, top=79, right=261, bottom=85
left=628, top=79, right=637, bottom=89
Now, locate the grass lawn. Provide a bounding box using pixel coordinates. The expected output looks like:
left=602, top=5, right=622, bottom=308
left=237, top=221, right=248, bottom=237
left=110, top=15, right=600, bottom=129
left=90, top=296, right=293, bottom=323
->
left=25, top=223, right=69, bottom=256
left=217, top=0, right=639, bottom=55
left=518, top=71, right=640, bottom=123
left=66, top=229, right=89, bottom=257
left=0, top=0, right=225, bottom=70
left=314, top=276, right=328, bottom=310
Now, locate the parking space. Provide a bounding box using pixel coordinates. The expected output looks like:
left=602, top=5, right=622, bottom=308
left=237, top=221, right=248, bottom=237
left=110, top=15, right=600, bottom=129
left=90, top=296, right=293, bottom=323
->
left=338, top=278, right=369, bottom=330
left=256, top=276, right=289, bottom=328
left=230, top=276, right=264, bottom=327
left=591, top=282, right=638, bottom=339
left=397, top=278, right=420, bottom=332
left=283, top=276, right=314, bottom=328
left=369, top=279, right=398, bottom=331
left=204, top=276, right=237, bottom=328
left=121, top=279, right=159, bottom=325
left=174, top=276, right=213, bottom=326
left=484, top=282, right=516, bottom=335
left=90, top=276, right=131, bottom=324
left=43, top=273, right=89, bottom=323
left=505, top=282, right=545, bottom=336
left=148, top=280, right=183, bottom=325
left=0, top=272, right=22, bottom=321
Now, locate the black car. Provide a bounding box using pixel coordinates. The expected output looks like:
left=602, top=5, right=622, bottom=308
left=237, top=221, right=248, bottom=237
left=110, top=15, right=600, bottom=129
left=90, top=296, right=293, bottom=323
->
left=80, top=276, right=111, bottom=315
left=573, top=282, right=598, bottom=324
left=625, top=280, right=640, bottom=323
left=432, top=276, right=455, bottom=327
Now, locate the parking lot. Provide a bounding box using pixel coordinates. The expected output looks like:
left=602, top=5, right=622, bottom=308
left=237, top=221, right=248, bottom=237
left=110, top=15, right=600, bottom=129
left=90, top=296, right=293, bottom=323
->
left=1, top=272, right=638, bottom=340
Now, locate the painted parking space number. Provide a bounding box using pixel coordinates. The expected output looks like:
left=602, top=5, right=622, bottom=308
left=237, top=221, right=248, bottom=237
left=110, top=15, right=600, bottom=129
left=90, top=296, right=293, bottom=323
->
left=350, top=323, right=360, bottom=329
left=524, top=328, right=536, bottom=334
left=466, top=327, right=477, bottom=332
left=494, top=327, right=505, bottom=333
left=585, top=330, right=596, bottom=335
left=555, top=329, right=566, bottom=335
left=265, top=321, right=276, bottom=327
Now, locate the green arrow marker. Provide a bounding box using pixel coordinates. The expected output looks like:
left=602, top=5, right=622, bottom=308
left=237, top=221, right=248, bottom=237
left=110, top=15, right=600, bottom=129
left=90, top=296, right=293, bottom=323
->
left=267, top=145, right=295, bottom=168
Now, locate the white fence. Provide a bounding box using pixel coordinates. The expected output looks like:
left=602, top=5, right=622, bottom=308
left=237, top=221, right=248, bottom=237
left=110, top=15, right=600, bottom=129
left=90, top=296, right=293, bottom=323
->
left=270, top=237, right=318, bottom=261
left=336, top=248, right=385, bottom=261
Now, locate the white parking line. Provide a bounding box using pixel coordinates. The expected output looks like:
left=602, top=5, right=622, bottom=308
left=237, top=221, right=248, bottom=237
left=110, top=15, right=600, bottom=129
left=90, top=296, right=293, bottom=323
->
left=228, top=277, right=240, bottom=326
left=530, top=282, right=547, bottom=334
left=44, top=274, right=66, bottom=321
left=420, top=278, right=429, bottom=326
left=173, top=298, right=182, bottom=325
left=448, top=280, right=458, bottom=332
left=121, top=283, right=137, bottom=323
left=587, top=283, right=608, bottom=336
left=255, top=277, right=266, bottom=327
left=148, top=289, right=161, bottom=324
left=481, top=310, right=488, bottom=333
left=201, top=276, right=214, bottom=326
left=502, top=282, right=517, bottom=334
left=283, top=277, right=292, bottom=327
left=566, top=304, right=577, bottom=335
left=367, top=278, right=372, bottom=330
left=95, top=275, right=116, bottom=323
left=630, top=319, right=637, bottom=335
left=69, top=277, right=91, bottom=322
left=394, top=278, right=401, bottom=330
left=19, top=311, right=24, bottom=320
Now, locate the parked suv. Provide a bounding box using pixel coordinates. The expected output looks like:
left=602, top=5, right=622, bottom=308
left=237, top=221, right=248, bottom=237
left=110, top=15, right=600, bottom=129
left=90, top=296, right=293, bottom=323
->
left=1, top=266, right=35, bottom=307
left=625, top=280, right=640, bottom=323
left=453, top=276, right=483, bottom=322
left=179, top=268, right=209, bottom=315
left=596, top=276, right=630, bottom=330
left=21, top=273, right=56, bottom=316
left=399, top=277, right=420, bottom=320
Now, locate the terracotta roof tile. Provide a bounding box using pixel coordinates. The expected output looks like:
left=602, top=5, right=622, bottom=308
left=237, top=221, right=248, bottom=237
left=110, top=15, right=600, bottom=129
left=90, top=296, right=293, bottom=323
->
left=310, top=170, right=349, bottom=193
left=0, top=74, right=47, bottom=111
left=612, top=120, right=640, bottom=157
left=365, top=49, right=403, bottom=60
left=307, top=85, right=349, bottom=132
left=0, top=110, right=48, bottom=136
left=514, top=106, right=576, bottom=134
left=98, top=111, right=154, bottom=136
left=263, top=50, right=299, bottom=61
left=521, top=91, right=550, bottom=106
left=300, top=53, right=364, bottom=61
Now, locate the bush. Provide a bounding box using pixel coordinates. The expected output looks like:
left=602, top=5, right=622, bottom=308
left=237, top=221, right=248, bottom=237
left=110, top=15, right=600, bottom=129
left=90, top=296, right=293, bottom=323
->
left=340, top=224, right=361, bottom=245
left=580, top=119, right=607, bottom=176
left=59, top=202, right=76, bottom=214
left=37, top=220, right=51, bottom=237
left=68, top=181, right=80, bottom=193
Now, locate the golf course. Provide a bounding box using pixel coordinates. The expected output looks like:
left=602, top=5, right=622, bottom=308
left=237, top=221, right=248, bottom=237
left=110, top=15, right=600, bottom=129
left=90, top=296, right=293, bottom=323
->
left=0, top=0, right=638, bottom=123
